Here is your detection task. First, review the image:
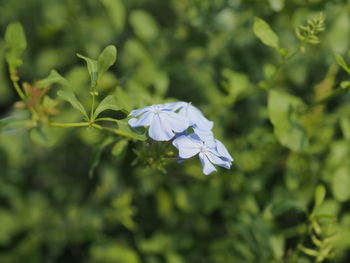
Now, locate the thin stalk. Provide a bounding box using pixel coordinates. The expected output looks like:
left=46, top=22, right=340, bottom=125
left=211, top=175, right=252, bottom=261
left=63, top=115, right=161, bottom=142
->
left=49, top=122, right=90, bottom=128
left=10, top=73, right=25, bottom=100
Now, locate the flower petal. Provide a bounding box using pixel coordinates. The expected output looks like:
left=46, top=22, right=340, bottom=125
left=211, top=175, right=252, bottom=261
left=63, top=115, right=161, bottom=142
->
left=215, top=139, right=234, bottom=162
left=206, top=151, right=232, bottom=169
left=199, top=152, right=217, bottom=175
left=162, top=101, right=187, bottom=111
left=148, top=114, right=175, bottom=141
left=173, top=135, right=200, bottom=159
left=129, top=105, right=151, bottom=117
left=193, top=126, right=216, bottom=147
left=180, top=104, right=213, bottom=130
left=128, top=112, right=154, bottom=127
left=163, top=112, right=189, bottom=133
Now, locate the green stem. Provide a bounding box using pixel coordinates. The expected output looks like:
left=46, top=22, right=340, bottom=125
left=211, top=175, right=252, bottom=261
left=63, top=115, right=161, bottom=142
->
left=94, top=117, right=118, bottom=123
left=90, top=93, right=96, bottom=120
left=306, top=86, right=349, bottom=111
left=49, top=122, right=90, bottom=128
left=10, top=73, right=25, bottom=100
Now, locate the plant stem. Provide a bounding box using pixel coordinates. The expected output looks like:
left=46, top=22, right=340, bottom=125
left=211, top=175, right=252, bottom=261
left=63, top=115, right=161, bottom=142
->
left=49, top=122, right=90, bottom=128
left=10, top=73, right=25, bottom=100
left=94, top=117, right=118, bottom=123
left=90, top=93, right=96, bottom=120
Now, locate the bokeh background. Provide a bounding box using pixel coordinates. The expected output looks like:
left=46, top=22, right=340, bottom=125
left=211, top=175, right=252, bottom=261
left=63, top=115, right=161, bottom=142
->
left=1, top=0, right=350, bottom=262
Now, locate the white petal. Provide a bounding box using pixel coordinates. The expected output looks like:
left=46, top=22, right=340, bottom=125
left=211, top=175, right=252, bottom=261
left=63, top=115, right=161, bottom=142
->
left=128, top=112, right=154, bottom=127
left=180, top=104, right=213, bottom=130
left=199, top=152, right=217, bottom=175
left=193, top=126, right=216, bottom=147
left=129, top=105, right=151, bottom=117
left=163, top=112, right=189, bottom=132
left=148, top=114, right=174, bottom=141
left=173, top=135, right=200, bottom=159
left=215, top=139, right=233, bottom=162
left=206, top=151, right=232, bottom=169
left=162, top=101, right=187, bottom=111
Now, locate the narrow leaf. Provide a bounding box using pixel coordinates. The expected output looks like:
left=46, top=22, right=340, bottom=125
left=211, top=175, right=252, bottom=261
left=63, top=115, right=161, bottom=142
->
left=57, top=90, right=88, bottom=120
left=77, top=53, right=98, bottom=87
left=93, top=95, right=121, bottom=119
left=253, top=17, right=280, bottom=50
left=39, top=70, right=70, bottom=88
left=314, top=185, right=326, bottom=208
left=97, top=45, right=117, bottom=80
left=335, top=54, right=350, bottom=74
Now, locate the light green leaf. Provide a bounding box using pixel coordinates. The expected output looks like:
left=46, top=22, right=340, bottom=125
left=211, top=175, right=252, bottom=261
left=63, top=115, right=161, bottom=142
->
left=253, top=17, right=280, bottom=50
left=0, top=116, right=34, bottom=132
left=4, top=22, right=27, bottom=72
left=93, top=95, right=121, bottom=119
left=332, top=166, right=350, bottom=202
left=97, top=45, right=117, bottom=81
left=39, top=69, right=70, bottom=88
left=335, top=54, right=350, bottom=74
left=100, top=0, right=126, bottom=32
left=57, top=90, right=88, bottom=120
left=116, top=119, right=147, bottom=141
left=268, top=90, right=309, bottom=152
left=112, top=139, right=128, bottom=156
left=130, top=10, right=159, bottom=41
left=314, top=185, right=326, bottom=208
left=77, top=53, right=98, bottom=88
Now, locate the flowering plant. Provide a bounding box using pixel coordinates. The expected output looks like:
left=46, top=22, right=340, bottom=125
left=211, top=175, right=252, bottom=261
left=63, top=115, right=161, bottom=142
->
left=128, top=102, right=233, bottom=175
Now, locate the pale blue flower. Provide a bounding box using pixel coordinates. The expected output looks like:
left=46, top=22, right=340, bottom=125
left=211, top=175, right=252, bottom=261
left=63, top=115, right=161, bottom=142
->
left=128, top=103, right=189, bottom=141
left=173, top=133, right=232, bottom=175
left=179, top=103, right=213, bottom=130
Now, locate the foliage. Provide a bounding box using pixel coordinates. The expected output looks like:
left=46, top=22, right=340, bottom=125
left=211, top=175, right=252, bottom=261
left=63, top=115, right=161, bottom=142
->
left=1, top=0, right=350, bottom=262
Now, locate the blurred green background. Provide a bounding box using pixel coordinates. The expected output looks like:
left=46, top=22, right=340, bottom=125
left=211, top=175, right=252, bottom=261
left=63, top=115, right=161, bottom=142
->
left=1, top=0, right=350, bottom=262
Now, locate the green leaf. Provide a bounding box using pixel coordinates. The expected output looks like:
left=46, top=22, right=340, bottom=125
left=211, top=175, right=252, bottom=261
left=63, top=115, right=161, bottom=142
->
left=112, top=139, right=128, bottom=156
left=77, top=53, right=98, bottom=88
left=253, top=17, right=280, bottom=50
left=335, top=54, right=350, bottom=74
left=4, top=22, right=27, bottom=72
left=268, top=90, right=309, bottom=152
left=116, top=119, right=147, bottom=141
left=314, top=185, right=326, bottom=208
left=130, top=10, right=159, bottom=41
left=57, top=90, right=88, bottom=120
left=271, top=200, right=306, bottom=217
left=89, top=137, right=114, bottom=178
left=100, top=0, right=126, bottom=32
left=97, top=45, right=117, bottom=81
left=0, top=116, right=34, bottom=132
left=39, top=69, right=70, bottom=88
left=93, top=95, right=121, bottom=119
left=331, top=166, right=350, bottom=202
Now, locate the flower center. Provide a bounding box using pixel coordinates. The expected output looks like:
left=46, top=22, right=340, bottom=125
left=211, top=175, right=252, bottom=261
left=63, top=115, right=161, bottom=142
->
left=199, top=146, right=207, bottom=153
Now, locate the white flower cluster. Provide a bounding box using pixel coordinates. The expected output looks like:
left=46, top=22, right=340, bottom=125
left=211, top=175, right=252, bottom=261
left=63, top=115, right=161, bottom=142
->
left=128, top=102, right=233, bottom=175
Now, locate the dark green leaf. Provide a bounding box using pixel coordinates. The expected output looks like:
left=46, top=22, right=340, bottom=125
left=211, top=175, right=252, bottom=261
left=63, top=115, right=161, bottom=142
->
left=89, top=137, right=114, bottom=178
